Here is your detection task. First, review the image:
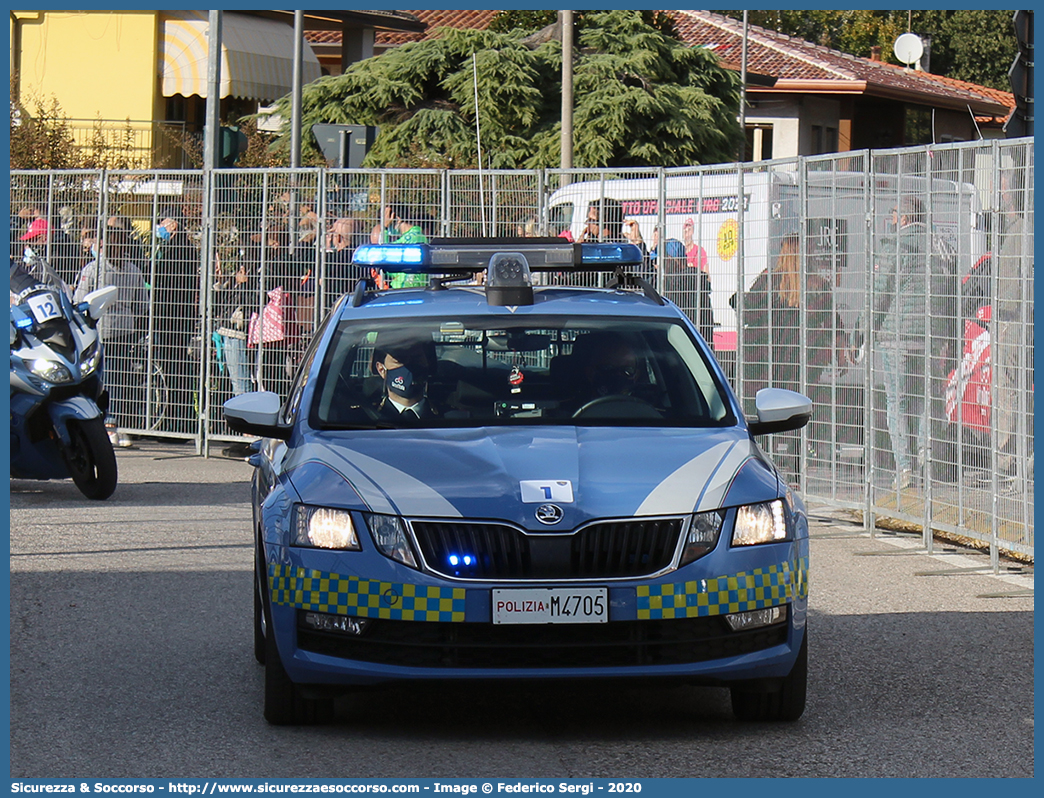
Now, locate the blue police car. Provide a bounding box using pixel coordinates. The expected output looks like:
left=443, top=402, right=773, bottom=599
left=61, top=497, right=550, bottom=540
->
left=224, top=238, right=812, bottom=725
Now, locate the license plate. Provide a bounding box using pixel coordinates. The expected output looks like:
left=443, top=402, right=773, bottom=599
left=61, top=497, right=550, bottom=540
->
left=492, top=587, right=608, bottom=624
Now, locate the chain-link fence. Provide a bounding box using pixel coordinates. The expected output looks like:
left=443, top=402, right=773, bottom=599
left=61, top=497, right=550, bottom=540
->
left=10, top=138, right=1033, bottom=561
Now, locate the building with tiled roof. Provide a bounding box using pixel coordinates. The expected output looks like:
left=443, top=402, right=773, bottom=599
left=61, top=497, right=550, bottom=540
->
left=307, top=10, right=495, bottom=73
left=672, top=10, right=1010, bottom=156
left=876, top=62, right=1015, bottom=132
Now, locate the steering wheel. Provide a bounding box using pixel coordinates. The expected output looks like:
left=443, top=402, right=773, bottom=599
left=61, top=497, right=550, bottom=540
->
left=571, top=394, right=661, bottom=420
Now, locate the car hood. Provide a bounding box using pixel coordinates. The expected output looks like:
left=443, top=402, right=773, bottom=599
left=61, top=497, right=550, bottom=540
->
left=282, top=426, right=780, bottom=530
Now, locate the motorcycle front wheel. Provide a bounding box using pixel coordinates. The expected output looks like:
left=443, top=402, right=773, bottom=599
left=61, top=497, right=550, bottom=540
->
left=62, top=417, right=118, bottom=500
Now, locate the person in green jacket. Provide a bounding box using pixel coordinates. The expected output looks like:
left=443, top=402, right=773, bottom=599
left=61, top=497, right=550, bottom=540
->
left=381, top=203, right=430, bottom=289
left=871, top=196, right=929, bottom=489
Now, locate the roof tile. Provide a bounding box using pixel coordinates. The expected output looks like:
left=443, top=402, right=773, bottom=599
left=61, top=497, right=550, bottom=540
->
left=670, top=10, right=1008, bottom=115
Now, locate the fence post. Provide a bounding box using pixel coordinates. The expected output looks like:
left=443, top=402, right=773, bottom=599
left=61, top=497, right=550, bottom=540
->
left=863, top=154, right=876, bottom=537
left=989, top=139, right=1001, bottom=570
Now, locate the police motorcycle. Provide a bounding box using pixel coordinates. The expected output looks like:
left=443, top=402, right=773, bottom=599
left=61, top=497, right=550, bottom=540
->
left=10, top=248, right=119, bottom=499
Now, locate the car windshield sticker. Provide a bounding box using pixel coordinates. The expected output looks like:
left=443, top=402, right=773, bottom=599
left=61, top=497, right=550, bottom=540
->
left=520, top=480, right=574, bottom=503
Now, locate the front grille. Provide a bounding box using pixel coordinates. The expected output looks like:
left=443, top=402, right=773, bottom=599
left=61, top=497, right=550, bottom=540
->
left=297, top=613, right=787, bottom=669
left=411, top=518, right=683, bottom=580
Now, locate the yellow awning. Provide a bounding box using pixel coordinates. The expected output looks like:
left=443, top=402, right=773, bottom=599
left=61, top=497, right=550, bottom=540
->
left=160, top=11, right=322, bottom=102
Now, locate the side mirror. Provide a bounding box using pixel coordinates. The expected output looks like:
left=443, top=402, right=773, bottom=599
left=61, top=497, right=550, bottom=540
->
left=223, top=391, right=292, bottom=440
left=83, top=285, right=119, bottom=320
left=747, top=388, right=812, bottom=436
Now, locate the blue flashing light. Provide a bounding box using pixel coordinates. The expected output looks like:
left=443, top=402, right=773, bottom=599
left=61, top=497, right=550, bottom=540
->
left=14, top=315, right=33, bottom=330
left=448, top=554, right=475, bottom=568
left=580, top=242, right=644, bottom=265
left=352, top=243, right=429, bottom=269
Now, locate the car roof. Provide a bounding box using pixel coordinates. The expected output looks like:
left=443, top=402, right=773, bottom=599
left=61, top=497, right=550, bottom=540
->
left=336, top=285, right=685, bottom=322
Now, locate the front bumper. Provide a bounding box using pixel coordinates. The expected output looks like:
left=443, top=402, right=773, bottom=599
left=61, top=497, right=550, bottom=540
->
left=263, top=539, right=808, bottom=688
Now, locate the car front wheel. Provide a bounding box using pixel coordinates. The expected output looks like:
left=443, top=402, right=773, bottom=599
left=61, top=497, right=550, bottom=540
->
left=262, top=582, right=333, bottom=725
left=730, top=627, right=807, bottom=722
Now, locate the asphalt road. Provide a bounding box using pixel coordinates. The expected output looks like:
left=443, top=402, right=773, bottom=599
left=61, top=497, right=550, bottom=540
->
left=9, top=442, right=1034, bottom=779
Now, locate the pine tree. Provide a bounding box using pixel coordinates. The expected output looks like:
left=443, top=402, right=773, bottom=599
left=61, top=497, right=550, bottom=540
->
left=265, top=11, right=741, bottom=169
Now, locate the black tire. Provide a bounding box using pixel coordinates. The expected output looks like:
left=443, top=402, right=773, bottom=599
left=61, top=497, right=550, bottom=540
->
left=62, top=417, right=118, bottom=500
left=253, top=534, right=267, bottom=665
left=731, top=627, right=807, bottom=722
left=262, top=574, right=333, bottom=725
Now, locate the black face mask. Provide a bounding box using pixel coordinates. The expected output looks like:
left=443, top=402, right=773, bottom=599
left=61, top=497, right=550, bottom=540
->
left=594, top=365, right=637, bottom=397
left=384, top=365, right=426, bottom=400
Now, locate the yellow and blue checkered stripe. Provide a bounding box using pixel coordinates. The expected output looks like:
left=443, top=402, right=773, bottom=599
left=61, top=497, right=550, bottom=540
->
left=636, top=557, right=808, bottom=620
left=269, top=563, right=466, bottom=622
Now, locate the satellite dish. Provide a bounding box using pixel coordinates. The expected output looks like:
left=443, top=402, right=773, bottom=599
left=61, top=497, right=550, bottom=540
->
left=893, top=33, right=924, bottom=68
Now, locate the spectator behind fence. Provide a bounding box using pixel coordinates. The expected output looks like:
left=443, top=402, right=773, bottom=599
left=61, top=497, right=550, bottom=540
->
left=992, top=165, right=1034, bottom=494
left=73, top=221, right=146, bottom=448
left=152, top=209, right=201, bottom=434
left=681, top=217, right=709, bottom=272
left=215, top=250, right=257, bottom=399
left=381, top=203, right=429, bottom=289
left=516, top=215, right=539, bottom=237
left=660, top=238, right=714, bottom=344
left=730, top=237, right=831, bottom=476
left=51, top=206, right=86, bottom=285
left=622, top=218, right=655, bottom=281
left=17, top=203, right=50, bottom=246
left=580, top=198, right=624, bottom=243
left=251, top=227, right=295, bottom=398
left=323, top=217, right=364, bottom=305
left=863, top=197, right=930, bottom=490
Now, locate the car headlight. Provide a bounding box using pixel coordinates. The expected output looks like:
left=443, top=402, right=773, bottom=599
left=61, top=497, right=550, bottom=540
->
left=79, top=342, right=101, bottom=375
left=731, top=499, right=788, bottom=547
left=679, top=510, right=724, bottom=566
left=363, top=513, right=418, bottom=569
left=293, top=506, right=361, bottom=550
left=29, top=358, right=72, bottom=384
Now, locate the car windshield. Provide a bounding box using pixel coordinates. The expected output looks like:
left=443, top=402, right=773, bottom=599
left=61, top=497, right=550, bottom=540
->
left=311, top=315, right=734, bottom=429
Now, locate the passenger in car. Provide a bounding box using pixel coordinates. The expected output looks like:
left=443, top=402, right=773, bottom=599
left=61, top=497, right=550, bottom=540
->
left=557, top=331, right=641, bottom=410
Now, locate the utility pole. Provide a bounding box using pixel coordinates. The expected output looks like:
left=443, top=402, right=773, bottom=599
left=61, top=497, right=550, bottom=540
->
left=203, top=10, right=222, bottom=169
left=290, top=9, right=304, bottom=168
left=739, top=10, right=748, bottom=162
left=560, top=10, right=574, bottom=171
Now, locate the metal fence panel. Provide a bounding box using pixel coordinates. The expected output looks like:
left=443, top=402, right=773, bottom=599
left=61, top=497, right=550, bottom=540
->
left=10, top=139, right=1033, bottom=561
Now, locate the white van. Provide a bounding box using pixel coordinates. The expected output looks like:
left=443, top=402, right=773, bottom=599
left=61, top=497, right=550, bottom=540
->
left=546, top=170, right=986, bottom=359
left=547, top=171, right=800, bottom=353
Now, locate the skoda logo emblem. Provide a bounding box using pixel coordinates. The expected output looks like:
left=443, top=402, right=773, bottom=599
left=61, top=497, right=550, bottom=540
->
left=535, top=504, right=564, bottom=525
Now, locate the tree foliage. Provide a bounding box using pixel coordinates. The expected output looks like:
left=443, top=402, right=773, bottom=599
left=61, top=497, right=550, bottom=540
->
left=10, top=80, right=82, bottom=170
left=488, top=9, right=678, bottom=39
left=267, top=11, right=741, bottom=169
left=714, top=10, right=1016, bottom=91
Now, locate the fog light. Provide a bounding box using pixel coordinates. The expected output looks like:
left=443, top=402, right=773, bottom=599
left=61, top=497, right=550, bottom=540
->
left=724, top=604, right=787, bottom=631
left=302, top=611, right=370, bottom=636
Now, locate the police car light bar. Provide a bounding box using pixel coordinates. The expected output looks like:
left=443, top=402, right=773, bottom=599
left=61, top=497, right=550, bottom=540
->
left=351, top=239, right=644, bottom=274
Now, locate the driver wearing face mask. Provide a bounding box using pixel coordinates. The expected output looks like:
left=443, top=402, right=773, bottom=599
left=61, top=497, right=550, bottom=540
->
left=370, top=331, right=440, bottom=420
